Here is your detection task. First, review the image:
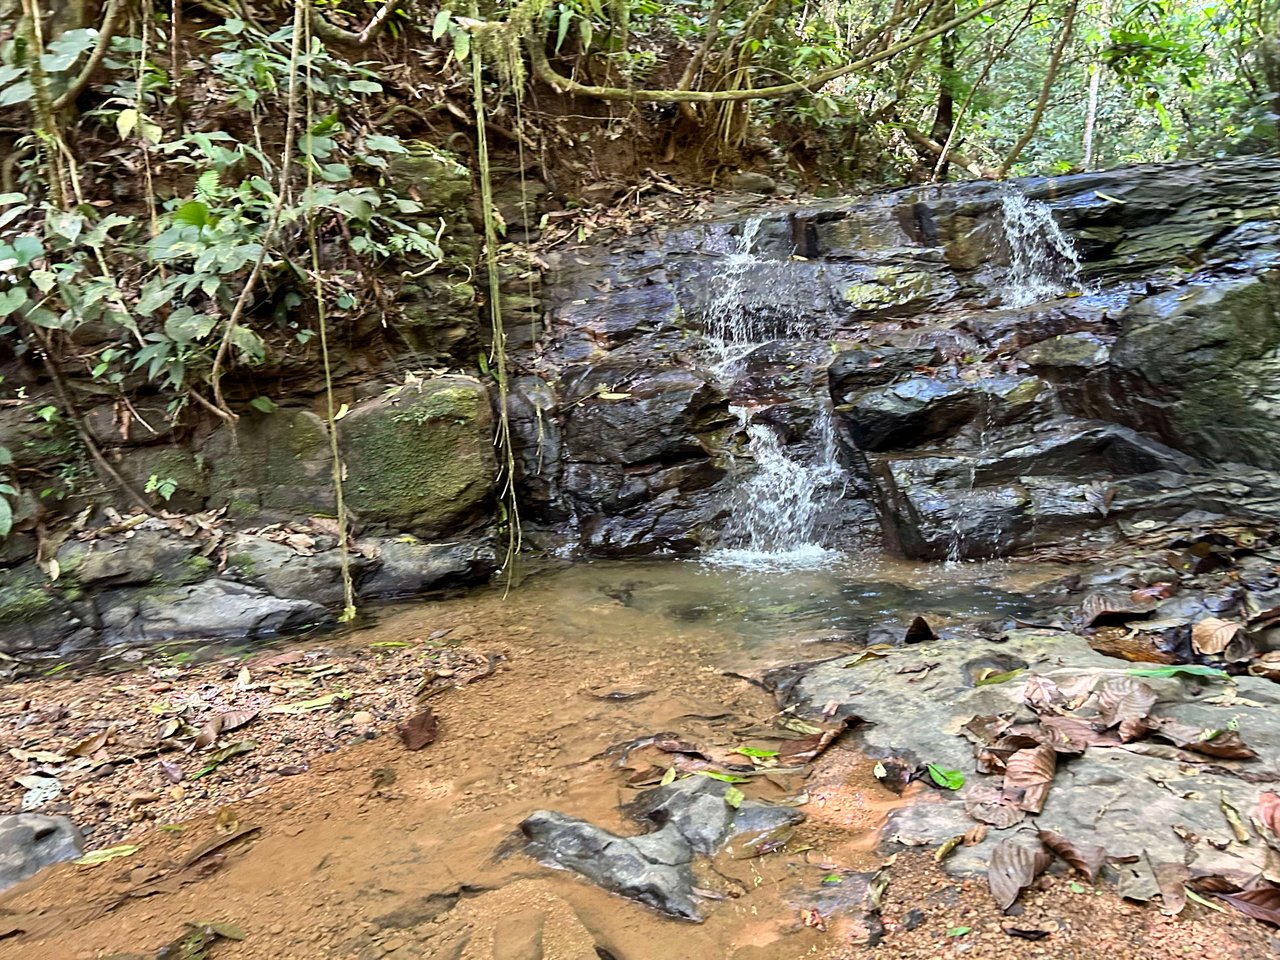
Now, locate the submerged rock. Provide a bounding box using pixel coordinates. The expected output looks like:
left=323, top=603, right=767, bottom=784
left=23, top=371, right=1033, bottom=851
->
left=521, top=776, right=804, bottom=920
left=0, top=814, right=83, bottom=893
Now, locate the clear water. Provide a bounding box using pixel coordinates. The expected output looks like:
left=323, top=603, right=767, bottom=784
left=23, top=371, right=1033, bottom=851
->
left=1000, top=192, right=1083, bottom=307
left=523, top=555, right=1058, bottom=648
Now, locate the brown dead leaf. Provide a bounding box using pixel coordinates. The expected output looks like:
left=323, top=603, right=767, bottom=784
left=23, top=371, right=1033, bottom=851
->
left=1095, top=676, right=1157, bottom=728
left=965, top=785, right=1027, bottom=828
left=1212, top=883, right=1280, bottom=926
left=1192, top=618, right=1246, bottom=656
left=1038, top=830, right=1106, bottom=883
left=1154, top=860, right=1190, bottom=916
left=777, top=725, right=844, bottom=763
left=69, top=726, right=114, bottom=758
left=1257, top=792, right=1280, bottom=841
left=1003, top=744, right=1056, bottom=814
left=988, top=834, right=1052, bottom=910
left=1118, top=715, right=1158, bottom=743
left=1152, top=721, right=1259, bottom=760
left=1082, top=592, right=1157, bottom=627
left=1038, top=715, right=1115, bottom=753
left=194, top=710, right=258, bottom=750
left=397, top=708, right=439, bottom=751
left=1022, top=676, right=1062, bottom=713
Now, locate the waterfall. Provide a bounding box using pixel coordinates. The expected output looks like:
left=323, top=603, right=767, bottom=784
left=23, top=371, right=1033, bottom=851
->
left=1000, top=192, right=1083, bottom=307
left=700, top=218, right=819, bottom=375
left=705, top=407, right=846, bottom=570
left=695, top=217, right=845, bottom=569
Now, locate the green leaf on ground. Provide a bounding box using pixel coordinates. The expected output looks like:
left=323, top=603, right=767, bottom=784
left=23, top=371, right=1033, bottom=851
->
left=1126, top=664, right=1229, bottom=680
left=926, top=763, right=965, bottom=790
left=191, top=740, right=256, bottom=779
left=75, top=843, right=140, bottom=865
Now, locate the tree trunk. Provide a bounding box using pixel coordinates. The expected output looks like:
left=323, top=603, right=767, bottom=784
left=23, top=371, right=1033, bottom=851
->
left=1081, top=0, right=1110, bottom=170
left=925, top=1, right=957, bottom=180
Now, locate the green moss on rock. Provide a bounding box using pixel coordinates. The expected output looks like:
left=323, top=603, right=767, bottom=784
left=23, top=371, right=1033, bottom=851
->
left=0, top=570, right=55, bottom=624
left=339, top=377, right=496, bottom=538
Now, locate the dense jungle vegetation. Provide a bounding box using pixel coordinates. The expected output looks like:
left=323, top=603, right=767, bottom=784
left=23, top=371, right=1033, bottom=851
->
left=0, top=0, right=1275, bottom=557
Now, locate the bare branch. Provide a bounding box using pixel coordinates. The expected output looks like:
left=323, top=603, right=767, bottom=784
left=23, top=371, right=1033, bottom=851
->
left=526, top=0, right=1008, bottom=103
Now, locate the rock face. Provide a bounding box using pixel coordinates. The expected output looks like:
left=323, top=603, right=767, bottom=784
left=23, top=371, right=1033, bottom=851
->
left=0, top=814, right=83, bottom=893
left=206, top=408, right=336, bottom=522
left=0, top=522, right=496, bottom=658
left=521, top=776, right=804, bottom=921
left=525, top=156, right=1280, bottom=559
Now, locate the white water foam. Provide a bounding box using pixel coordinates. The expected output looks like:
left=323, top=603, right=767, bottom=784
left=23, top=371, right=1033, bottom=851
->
left=704, top=405, right=846, bottom=571
left=1000, top=192, right=1083, bottom=307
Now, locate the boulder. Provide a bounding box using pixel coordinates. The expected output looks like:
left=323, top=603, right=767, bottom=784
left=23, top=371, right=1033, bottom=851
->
left=222, top=534, right=377, bottom=606
left=0, top=814, right=84, bottom=892
left=95, top=578, right=328, bottom=645
left=521, top=777, right=803, bottom=922
left=785, top=629, right=1280, bottom=889
left=1104, top=275, right=1280, bottom=468
left=359, top=538, right=498, bottom=598
left=56, top=526, right=203, bottom=588
left=0, top=566, right=84, bottom=656
left=339, top=377, right=496, bottom=538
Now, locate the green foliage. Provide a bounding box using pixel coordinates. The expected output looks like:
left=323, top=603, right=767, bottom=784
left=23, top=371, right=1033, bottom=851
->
left=144, top=474, right=179, bottom=501
left=0, top=20, right=449, bottom=427
left=0, top=442, right=16, bottom=538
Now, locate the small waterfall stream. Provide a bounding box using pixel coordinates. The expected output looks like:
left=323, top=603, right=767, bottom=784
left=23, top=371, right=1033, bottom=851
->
left=1000, top=192, right=1083, bottom=307
left=696, top=221, right=845, bottom=569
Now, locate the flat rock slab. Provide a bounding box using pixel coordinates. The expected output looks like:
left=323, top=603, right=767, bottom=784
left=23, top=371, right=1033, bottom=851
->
left=786, top=629, right=1280, bottom=892
left=521, top=776, right=804, bottom=920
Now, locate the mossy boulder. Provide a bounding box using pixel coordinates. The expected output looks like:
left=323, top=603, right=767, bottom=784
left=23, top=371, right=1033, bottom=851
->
left=339, top=377, right=496, bottom=538
left=206, top=409, right=336, bottom=522
left=56, top=527, right=203, bottom=588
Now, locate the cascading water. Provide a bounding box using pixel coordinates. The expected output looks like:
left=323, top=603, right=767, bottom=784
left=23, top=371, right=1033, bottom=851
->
left=1000, top=192, right=1083, bottom=307
left=707, top=406, right=846, bottom=569
left=695, top=220, right=845, bottom=569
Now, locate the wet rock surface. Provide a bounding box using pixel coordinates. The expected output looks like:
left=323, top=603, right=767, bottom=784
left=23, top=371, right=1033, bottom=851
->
left=522, top=776, right=804, bottom=920
left=0, top=519, right=496, bottom=658
left=787, top=626, right=1280, bottom=897
left=526, top=155, right=1280, bottom=560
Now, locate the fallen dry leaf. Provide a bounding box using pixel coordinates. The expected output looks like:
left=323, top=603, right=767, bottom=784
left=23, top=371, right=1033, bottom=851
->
left=1095, top=676, right=1157, bottom=728
left=397, top=708, right=439, bottom=751
left=1192, top=617, right=1245, bottom=656
left=1003, top=744, right=1056, bottom=814
left=1211, top=883, right=1280, bottom=926
left=1038, top=829, right=1106, bottom=883
left=988, top=834, right=1052, bottom=910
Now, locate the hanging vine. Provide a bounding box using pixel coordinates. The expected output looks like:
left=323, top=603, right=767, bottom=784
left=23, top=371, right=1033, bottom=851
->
left=468, top=18, right=523, bottom=576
